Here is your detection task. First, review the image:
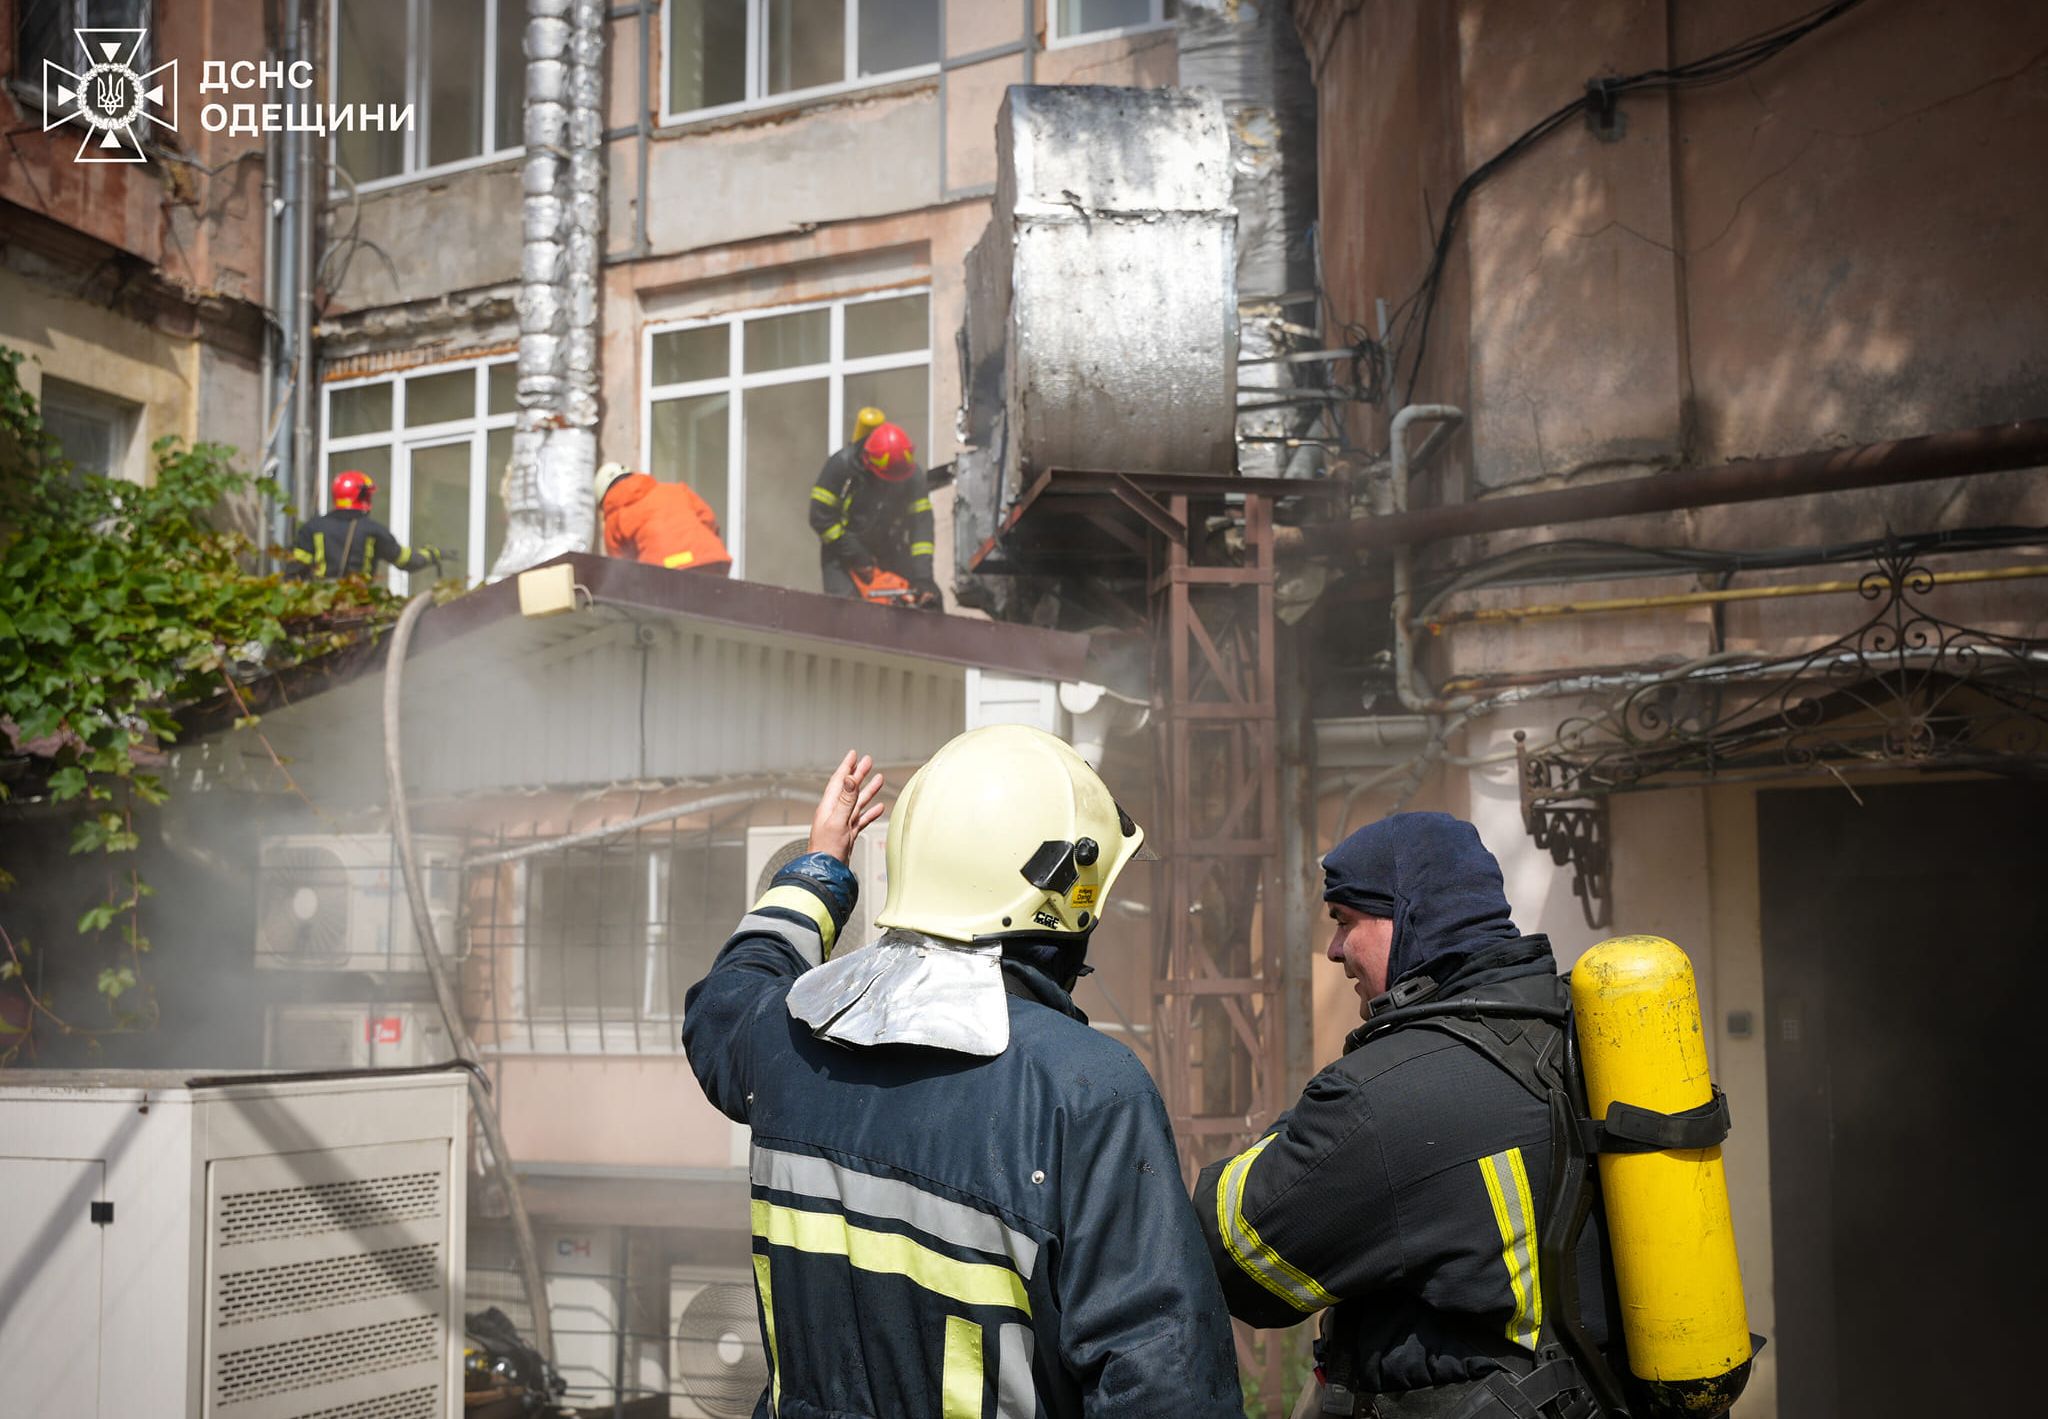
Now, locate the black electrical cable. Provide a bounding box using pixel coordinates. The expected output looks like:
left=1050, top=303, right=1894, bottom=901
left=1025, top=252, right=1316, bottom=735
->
left=1392, top=0, right=1872, bottom=404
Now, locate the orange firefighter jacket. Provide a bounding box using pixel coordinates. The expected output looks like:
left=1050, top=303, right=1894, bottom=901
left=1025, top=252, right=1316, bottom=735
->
left=600, top=472, right=733, bottom=574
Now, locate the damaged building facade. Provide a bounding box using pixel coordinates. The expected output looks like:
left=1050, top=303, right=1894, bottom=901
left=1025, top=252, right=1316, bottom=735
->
left=1267, top=4, right=2048, bottom=1417
left=6, top=1, right=2047, bottom=1416
left=141, top=4, right=1250, bottom=1415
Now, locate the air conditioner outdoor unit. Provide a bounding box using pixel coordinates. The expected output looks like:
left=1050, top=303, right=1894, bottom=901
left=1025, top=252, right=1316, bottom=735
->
left=0, top=1068, right=469, bottom=1418
left=670, top=1266, right=767, bottom=1419
left=257, top=832, right=463, bottom=973
left=743, top=821, right=888, bottom=955
left=263, top=1002, right=456, bottom=1071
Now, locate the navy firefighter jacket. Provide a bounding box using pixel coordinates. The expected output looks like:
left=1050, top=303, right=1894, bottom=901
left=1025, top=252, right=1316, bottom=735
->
left=682, top=852, right=1244, bottom=1419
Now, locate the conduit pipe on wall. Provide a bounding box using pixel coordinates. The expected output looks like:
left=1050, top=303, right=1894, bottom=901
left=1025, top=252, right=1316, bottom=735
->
left=382, top=593, right=555, bottom=1365
left=1424, top=561, right=2048, bottom=630
left=1299, top=417, right=2048, bottom=556
left=1386, top=405, right=1467, bottom=712
left=462, top=786, right=821, bottom=870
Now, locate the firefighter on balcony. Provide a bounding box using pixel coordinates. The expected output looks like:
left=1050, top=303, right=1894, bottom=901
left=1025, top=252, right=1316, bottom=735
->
left=808, top=419, right=940, bottom=608
left=288, top=470, right=442, bottom=580
left=682, top=730, right=1244, bottom=1417
left=594, top=462, right=733, bottom=575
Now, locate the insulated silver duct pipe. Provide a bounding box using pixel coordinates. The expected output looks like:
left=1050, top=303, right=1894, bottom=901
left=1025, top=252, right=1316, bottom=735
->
left=491, top=0, right=606, bottom=579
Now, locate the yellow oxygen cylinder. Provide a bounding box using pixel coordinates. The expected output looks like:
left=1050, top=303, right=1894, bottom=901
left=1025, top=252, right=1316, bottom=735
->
left=1570, top=935, right=1751, bottom=1416
left=853, top=405, right=886, bottom=443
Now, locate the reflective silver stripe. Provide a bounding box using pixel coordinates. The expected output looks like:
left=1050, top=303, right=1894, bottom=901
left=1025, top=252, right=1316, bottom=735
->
left=737, top=909, right=824, bottom=968
left=1215, top=1135, right=1336, bottom=1312
left=1478, top=1147, right=1543, bottom=1351
left=996, top=1321, right=1036, bottom=1418
left=752, top=1146, right=1040, bottom=1280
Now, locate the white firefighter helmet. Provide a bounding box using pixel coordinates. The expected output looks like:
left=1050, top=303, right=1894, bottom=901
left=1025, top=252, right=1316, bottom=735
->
left=875, top=723, right=1146, bottom=945
left=592, top=461, right=633, bottom=510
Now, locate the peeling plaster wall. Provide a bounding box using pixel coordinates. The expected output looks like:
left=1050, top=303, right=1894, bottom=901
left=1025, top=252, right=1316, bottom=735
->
left=0, top=0, right=268, bottom=296
left=1293, top=0, right=2048, bottom=483
left=0, top=266, right=210, bottom=468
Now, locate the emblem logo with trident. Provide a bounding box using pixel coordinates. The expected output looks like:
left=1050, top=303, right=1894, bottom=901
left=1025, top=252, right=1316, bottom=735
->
left=42, top=27, right=176, bottom=164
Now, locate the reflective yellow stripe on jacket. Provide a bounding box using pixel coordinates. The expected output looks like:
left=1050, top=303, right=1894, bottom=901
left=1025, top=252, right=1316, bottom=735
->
left=750, top=1147, right=1041, bottom=1417
left=1214, top=1135, right=1338, bottom=1313
left=1478, top=1146, right=1543, bottom=1350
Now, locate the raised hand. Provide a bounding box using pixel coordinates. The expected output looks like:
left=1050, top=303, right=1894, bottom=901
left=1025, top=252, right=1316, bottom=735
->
left=808, top=749, right=885, bottom=862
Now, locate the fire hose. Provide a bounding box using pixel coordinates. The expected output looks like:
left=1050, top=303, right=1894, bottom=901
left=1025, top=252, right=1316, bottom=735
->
left=381, top=591, right=555, bottom=1364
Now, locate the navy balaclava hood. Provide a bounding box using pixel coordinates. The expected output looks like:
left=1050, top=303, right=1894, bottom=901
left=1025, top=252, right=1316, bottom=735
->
left=1321, top=812, right=1525, bottom=990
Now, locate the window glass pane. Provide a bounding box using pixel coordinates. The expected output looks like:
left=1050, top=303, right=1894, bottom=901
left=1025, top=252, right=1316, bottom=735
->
left=765, top=0, right=844, bottom=96
left=405, top=369, right=476, bottom=426
left=1060, top=0, right=1150, bottom=37
left=494, top=0, right=526, bottom=151
left=40, top=378, right=136, bottom=480
left=335, top=0, right=408, bottom=181
left=407, top=442, right=472, bottom=589
left=858, top=0, right=938, bottom=76
left=742, top=309, right=828, bottom=373
left=844, top=294, right=928, bottom=359
left=650, top=392, right=731, bottom=532
left=18, top=0, right=66, bottom=76
left=669, top=0, right=748, bottom=113
left=327, top=444, right=392, bottom=507
left=29, top=1, right=153, bottom=73
left=485, top=427, right=512, bottom=570
left=329, top=382, right=393, bottom=437
left=842, top=365, right=928, bottom=471
left=651, top=325, right=729, bottom=386
left=743, top=379, right=829, bottom=590
left=487, top=361, right=518, bottom=415
left=427, top=0, right=487, bottom=167
left=529, top=848, right=648, bottom=1014
left=664, top=837, right=744, bottom=1013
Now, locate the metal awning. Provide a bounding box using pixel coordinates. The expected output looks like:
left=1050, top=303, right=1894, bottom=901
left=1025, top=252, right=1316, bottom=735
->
left=172, top=555, right=1096, bottom=803
left=1514, top=543, right=2048, bottom=927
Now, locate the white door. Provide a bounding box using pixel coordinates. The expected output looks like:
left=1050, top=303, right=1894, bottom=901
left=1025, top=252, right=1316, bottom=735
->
left=0, top=1156, right=107, bottom=1415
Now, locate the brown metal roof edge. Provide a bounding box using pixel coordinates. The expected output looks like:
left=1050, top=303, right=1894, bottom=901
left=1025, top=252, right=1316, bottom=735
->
left=408, top=553, right=1098, bottom=683
left=176, top=557, right=1101, bottom=746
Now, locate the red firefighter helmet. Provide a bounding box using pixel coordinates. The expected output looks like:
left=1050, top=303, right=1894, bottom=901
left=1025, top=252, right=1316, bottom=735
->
left=331, top=469, right=376, bottom=511
left=860, top=422, right=917, bottom=482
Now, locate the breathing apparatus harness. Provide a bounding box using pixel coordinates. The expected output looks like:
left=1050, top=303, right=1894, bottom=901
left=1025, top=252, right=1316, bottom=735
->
left=1315, top=971, right=1732, bottom=1419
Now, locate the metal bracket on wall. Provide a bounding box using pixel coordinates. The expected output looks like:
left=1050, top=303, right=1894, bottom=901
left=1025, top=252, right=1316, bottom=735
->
left=1516, top=730, right=1612, bottom=930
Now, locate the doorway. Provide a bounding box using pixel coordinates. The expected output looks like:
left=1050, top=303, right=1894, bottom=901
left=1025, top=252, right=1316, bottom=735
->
left=1758, top=778, right=2048, bottom=1417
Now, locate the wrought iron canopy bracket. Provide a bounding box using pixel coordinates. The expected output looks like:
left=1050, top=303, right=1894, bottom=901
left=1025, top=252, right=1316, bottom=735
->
left=1515, top=730, right=1612, bottom=930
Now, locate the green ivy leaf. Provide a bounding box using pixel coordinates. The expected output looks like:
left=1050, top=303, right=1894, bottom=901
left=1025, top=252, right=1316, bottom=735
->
left=96, top=966, right=136, bottom=1001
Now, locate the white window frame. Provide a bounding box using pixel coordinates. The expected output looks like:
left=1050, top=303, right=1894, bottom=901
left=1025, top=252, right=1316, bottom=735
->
left=328, top=0, right=523, bottom=194
left=319, top=354, right=518, bottom=590
left=640, top=287, right=932, bottom=583
left=1048, top=0, right=1177, bottom=49
left=659, top=0, right=941, bottom=127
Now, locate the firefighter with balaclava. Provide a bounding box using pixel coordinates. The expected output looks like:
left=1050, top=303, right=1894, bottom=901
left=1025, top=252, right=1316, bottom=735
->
left=1201, top=813, right=1623, bottom=1418
left=288, top=469, right=443, bottom=580
left=683, top=728, right=1243, bottom=1417
left=807, top=418, right=940, bottom=608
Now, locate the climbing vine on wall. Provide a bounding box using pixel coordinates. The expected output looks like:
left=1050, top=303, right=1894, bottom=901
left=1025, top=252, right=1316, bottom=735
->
left=0, top=345, right=397, bottom=1059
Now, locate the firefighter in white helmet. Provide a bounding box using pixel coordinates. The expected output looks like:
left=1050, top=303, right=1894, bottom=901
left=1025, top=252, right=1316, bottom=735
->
left=682, top=727, right=1243, bottom=1416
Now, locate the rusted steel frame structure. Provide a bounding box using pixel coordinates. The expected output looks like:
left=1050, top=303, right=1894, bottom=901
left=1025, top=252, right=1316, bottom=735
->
left=1148, top=489, right=1291, bottom=1177
left=1298, top=416, right=2048, bottom=554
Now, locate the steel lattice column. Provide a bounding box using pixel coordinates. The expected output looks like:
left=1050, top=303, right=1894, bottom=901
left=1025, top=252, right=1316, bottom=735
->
left=1149, top=494, right=1289, bottom=1178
